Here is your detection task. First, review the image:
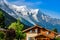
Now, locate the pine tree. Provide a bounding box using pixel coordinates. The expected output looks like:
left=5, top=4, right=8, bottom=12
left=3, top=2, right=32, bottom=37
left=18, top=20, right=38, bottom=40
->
left=52, top=28, right=58, bottom=33
left=0, top=10, right=5, bottom=28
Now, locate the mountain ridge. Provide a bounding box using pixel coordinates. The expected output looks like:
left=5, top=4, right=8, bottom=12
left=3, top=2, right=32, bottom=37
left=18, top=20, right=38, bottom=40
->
left=0, top=0, right=60, bottom=32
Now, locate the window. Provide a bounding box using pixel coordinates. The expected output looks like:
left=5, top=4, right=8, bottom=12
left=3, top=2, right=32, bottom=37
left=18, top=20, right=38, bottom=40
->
left=46, top=31, right=51, bottom=35
left=35, top=29, right=38, bottom=33
left=30, top=30, right=32, bottom=33
left=46, top=32, right=49, bottom=35
left=28, top=37, right=34, bottom=40
left=30, top=29, right=38, bottom=33
left=28, top=37, right=31, bottom=40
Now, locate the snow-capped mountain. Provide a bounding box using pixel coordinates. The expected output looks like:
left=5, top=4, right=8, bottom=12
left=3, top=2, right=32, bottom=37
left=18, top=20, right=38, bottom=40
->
left=0, top=0, right=60, bottom=32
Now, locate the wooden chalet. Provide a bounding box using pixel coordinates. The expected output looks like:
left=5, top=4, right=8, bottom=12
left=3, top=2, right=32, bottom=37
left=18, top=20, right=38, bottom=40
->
left=23, top=25, right=58, bottom=40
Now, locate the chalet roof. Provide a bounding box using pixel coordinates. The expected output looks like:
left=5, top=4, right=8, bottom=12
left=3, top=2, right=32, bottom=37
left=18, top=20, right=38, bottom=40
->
left=23, top=25, right=42, bottom=32
left=56, top=35, right=60, bottom=38
left=23, top=25, right=58, bottom=35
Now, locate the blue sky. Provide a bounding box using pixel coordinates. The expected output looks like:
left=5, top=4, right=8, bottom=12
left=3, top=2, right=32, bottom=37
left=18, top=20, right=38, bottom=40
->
left=7, top=0, right=60, bottom=19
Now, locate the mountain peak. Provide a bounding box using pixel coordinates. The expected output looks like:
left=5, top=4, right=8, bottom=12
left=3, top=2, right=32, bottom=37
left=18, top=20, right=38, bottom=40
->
left=1, top=0, right=60, bottom=32
left=0, top=0, right=7, bottom=4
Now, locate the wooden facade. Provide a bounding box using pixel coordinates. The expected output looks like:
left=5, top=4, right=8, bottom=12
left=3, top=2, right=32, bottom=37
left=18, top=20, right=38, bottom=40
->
left=35, top=35, right=51, bottom=40
left=23, top=25, right=58, bottom=40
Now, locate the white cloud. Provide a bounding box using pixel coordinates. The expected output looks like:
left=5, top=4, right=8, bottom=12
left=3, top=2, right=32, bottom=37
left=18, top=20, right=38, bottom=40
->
left=7, top=0, right=42, bottom=8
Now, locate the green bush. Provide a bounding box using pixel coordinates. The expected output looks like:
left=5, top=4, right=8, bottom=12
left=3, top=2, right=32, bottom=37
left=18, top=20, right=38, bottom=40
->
left=54, top=38, right=60, bottom=40
left=8, top=19, right=26, bottom=40
left=0, top=31, right=5, bottom=39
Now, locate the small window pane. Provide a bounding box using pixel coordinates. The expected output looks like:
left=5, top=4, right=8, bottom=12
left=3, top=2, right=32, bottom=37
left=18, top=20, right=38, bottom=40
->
left=46, top=32, right=49, bottom=35
left=28, top=37, right=34, bottom=40
left=35, top=29, right=38, bottom=33
left=30, top=30, right=32, bottom=33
